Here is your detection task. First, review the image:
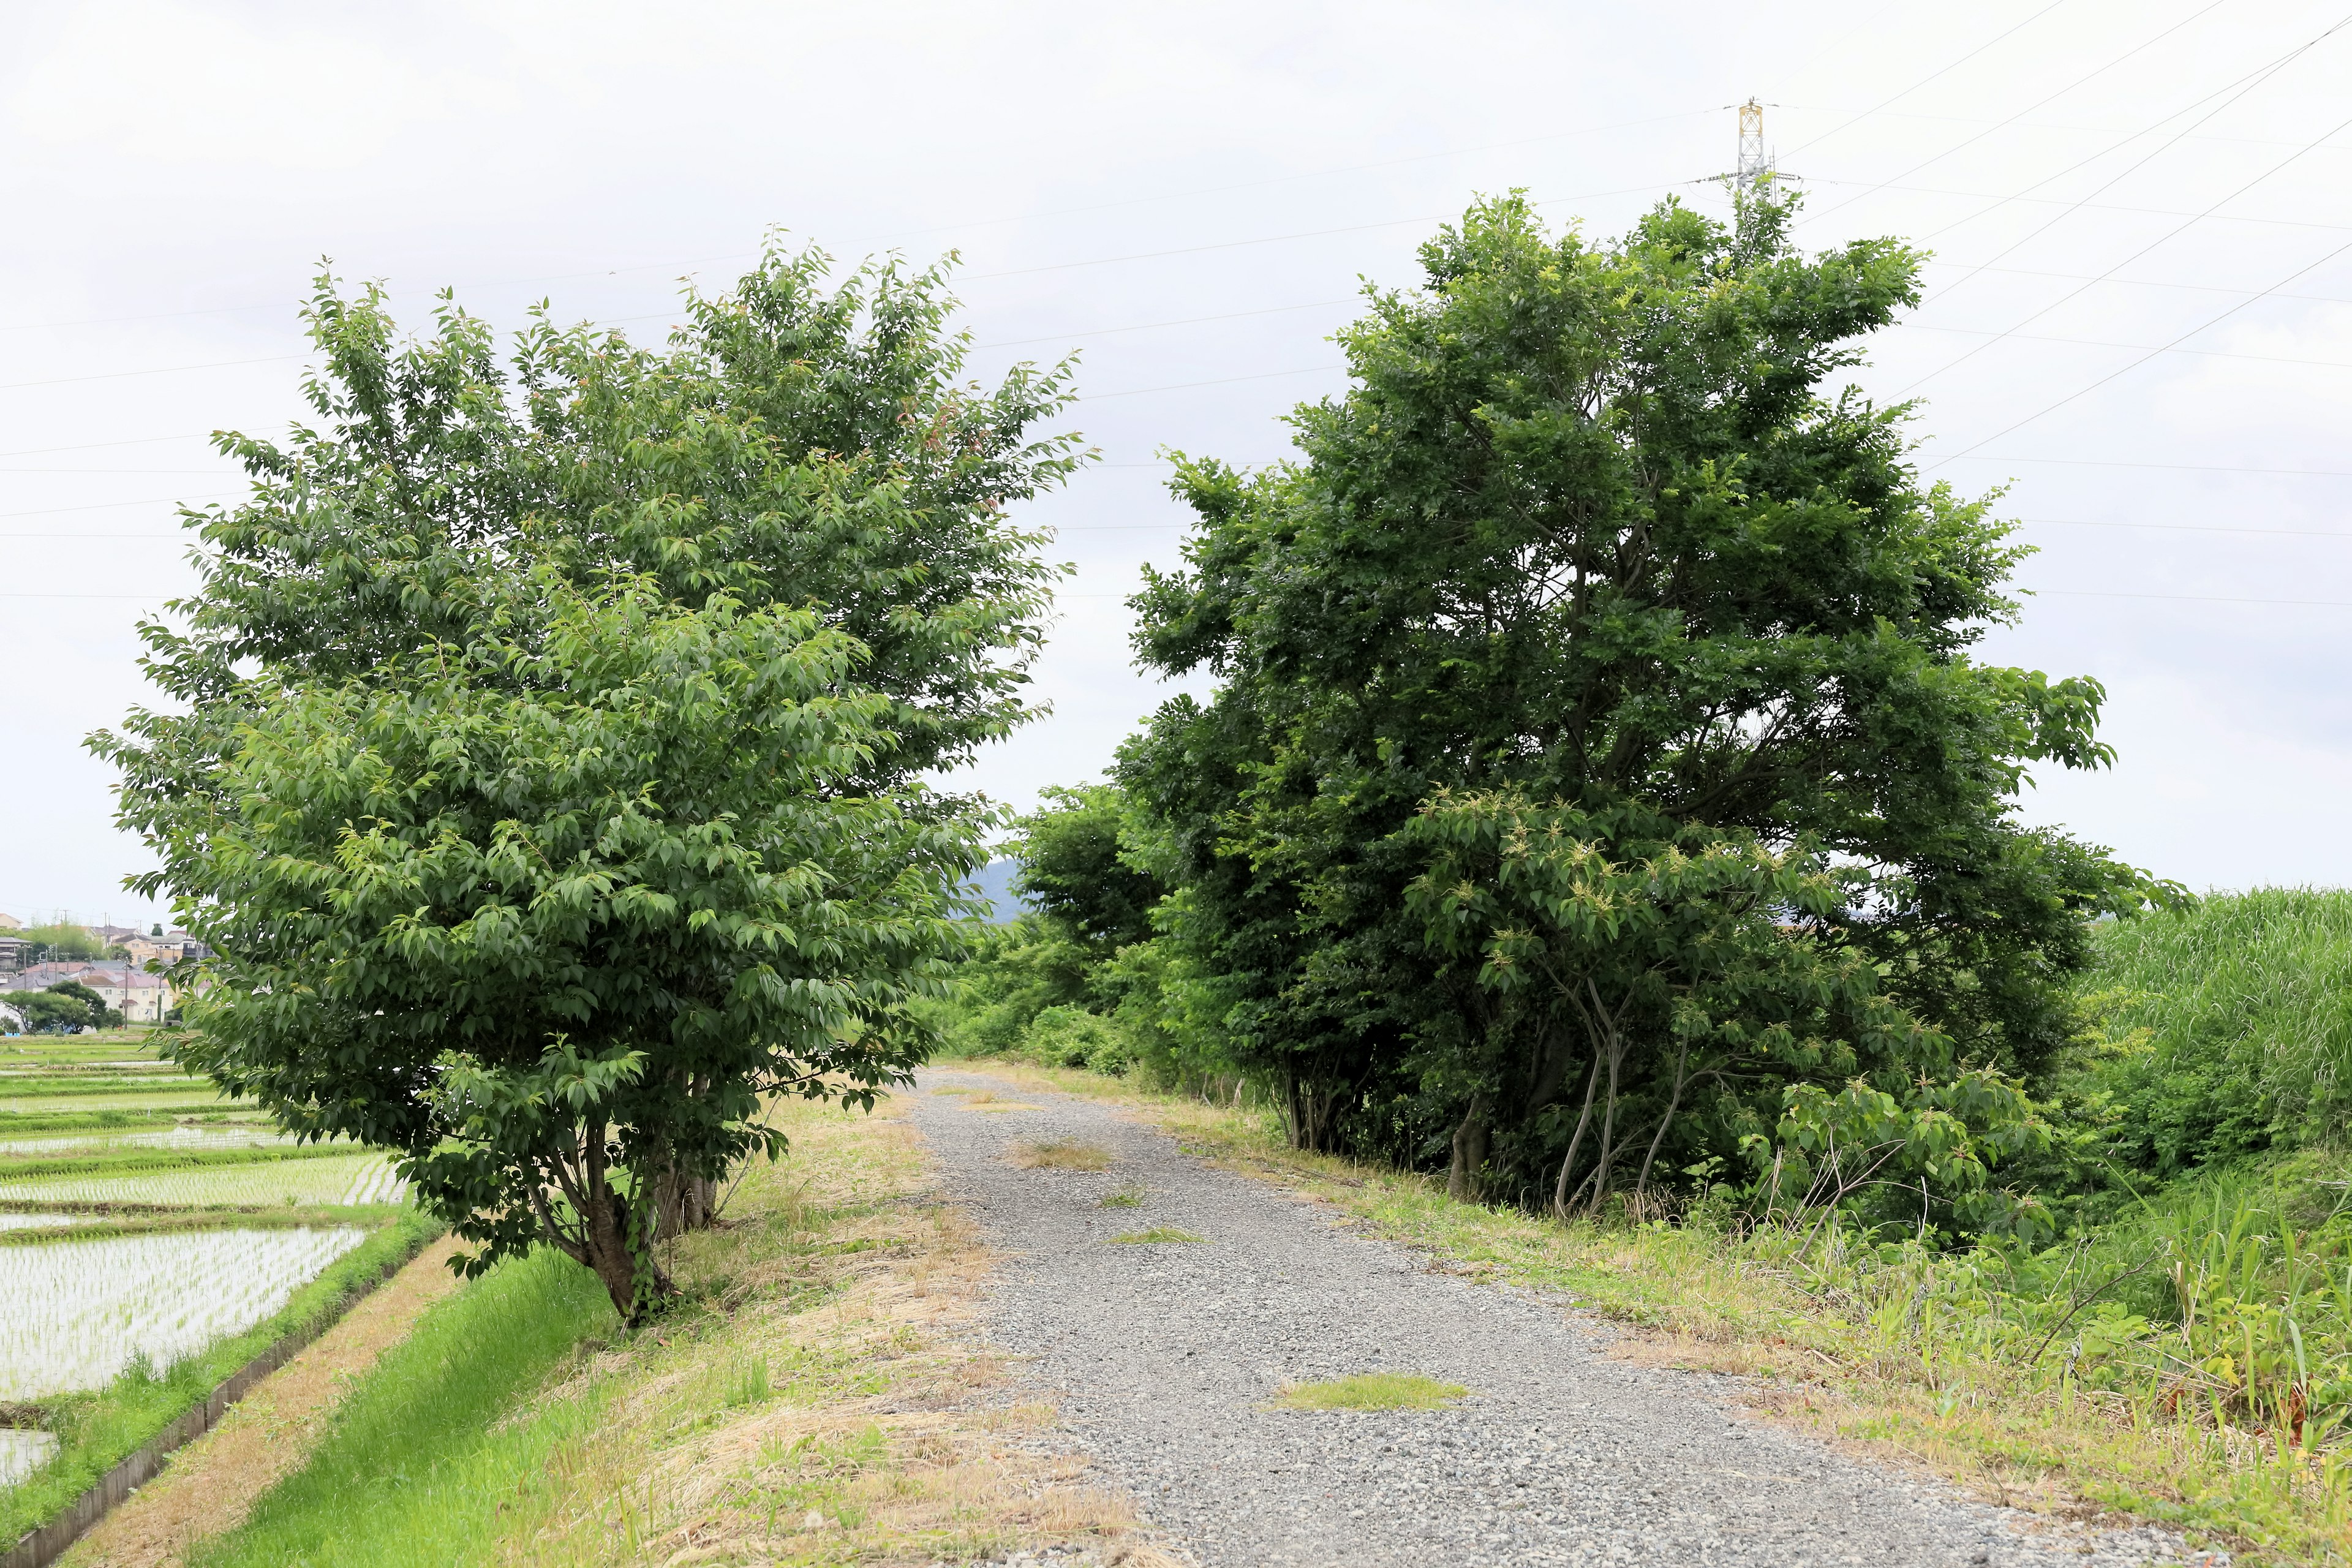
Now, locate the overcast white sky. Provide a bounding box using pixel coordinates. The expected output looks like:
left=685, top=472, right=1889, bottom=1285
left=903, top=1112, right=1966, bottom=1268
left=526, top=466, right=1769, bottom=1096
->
left=4, top=0, right=2349, bottom=926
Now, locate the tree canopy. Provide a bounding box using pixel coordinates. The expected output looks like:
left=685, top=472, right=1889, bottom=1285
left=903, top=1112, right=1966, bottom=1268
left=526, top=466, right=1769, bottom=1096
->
left=1117, top=192, right=2168, bottom=1232
left=96, top=240, right=1080, bottom=1317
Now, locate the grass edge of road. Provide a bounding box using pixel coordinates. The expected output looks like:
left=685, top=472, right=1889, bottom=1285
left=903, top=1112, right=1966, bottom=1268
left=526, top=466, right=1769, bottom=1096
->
left=187, top=1094, right=1181, bottom=1568
left=954, top=1059, right=2339, bottom=1567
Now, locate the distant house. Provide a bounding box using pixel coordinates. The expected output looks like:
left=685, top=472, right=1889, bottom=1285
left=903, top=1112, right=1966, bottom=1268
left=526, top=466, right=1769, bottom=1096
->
left=119, top=933, right=209, bottom=968
left=0, top=913, right=21, bottom=930
left=1, top=961, right=176, bottom=1023
left=0, top=938, right=29, bottom=976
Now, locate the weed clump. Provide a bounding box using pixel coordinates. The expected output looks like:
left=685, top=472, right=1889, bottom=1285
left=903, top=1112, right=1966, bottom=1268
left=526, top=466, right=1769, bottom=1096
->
left=1011, top=1140, right=1112, bottom=1171
left=1109, top=1227, right=1203, bottom=1245
left=1273, top=1373, right=1467, bottom=1411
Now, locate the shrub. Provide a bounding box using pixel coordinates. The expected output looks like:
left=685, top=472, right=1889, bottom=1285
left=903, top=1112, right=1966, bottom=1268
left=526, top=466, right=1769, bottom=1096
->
left=1020, top=1006, right=1133, bottom=1077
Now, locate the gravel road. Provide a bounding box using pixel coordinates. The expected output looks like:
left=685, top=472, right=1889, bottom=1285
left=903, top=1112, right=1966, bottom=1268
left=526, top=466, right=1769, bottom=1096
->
left=908, top=1071, right=2225, bottom=1568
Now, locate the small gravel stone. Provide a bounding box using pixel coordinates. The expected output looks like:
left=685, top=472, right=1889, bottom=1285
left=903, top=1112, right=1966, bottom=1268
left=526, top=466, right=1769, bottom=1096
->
left=911, top=1071, right=2229, bottom=1568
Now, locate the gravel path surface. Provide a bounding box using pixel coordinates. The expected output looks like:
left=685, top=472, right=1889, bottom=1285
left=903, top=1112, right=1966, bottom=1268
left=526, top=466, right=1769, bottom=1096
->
left=910, top=1071, right=2225, bottom=1568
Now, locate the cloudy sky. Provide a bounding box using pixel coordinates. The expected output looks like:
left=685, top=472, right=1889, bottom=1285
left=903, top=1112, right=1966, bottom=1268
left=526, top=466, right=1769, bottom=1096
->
left=4, top=0, right=2348, bottom=925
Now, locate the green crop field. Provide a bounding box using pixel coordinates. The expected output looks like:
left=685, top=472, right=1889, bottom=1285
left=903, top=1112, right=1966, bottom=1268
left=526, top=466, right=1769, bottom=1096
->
left=0, top=1026, right=424, bottom=1531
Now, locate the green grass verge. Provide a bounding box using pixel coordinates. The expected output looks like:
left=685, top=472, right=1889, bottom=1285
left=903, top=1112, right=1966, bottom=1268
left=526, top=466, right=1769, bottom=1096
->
left=1273, top=1373, right=1468, bottom=1411
left=189, top=1245, right=616, bottom=1568
left=0, top=1208, right=442, bottom=1548
left=0, top=1107, right=257, bottom=1137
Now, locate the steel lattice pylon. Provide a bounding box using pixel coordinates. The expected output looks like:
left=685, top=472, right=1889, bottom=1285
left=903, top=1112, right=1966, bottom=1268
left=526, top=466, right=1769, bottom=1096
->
left=1736, top=98, right=1773, bottom=192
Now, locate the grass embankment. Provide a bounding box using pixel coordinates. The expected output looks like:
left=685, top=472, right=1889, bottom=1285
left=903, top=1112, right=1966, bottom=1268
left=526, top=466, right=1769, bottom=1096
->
left=962, top=1057, right=2352, bottom=1564
left=1, top=1210, right=440, bottom=1550
left=185, top=1095, right=1167, bottom=1567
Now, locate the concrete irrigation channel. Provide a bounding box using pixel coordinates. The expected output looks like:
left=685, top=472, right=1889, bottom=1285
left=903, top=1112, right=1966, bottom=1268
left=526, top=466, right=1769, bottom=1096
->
left=909, top=1070, right=2225, bottom=1568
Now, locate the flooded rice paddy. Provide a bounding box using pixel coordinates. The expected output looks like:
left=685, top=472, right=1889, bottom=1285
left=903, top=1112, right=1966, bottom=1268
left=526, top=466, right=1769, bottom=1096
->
left=0, top=1151, right=407, bottom=1205
left=0, top=1226, right=368, bottom=1397
left=0, top=1431, right=59, bottom=1488
left=0, top=1028, right=415, bottom=1493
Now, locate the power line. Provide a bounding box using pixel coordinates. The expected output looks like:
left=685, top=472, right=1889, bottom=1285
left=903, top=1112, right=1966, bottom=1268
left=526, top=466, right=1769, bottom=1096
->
left=872, top=108, right=1722, bottom=243
left=0, top=493, right=235, bottom=521
left=1931, top=226, right=2352, bottom=464
left=1894, top=320, right=2352, bottom=372
left=1794, top=0, right=2230, bottom=232
left=1904, top=89, right=2352, bottom=394
left=972, top=300, right=1355, bottom=352
left=1918, top=257, right=2349, bottom=304
left=1080, top=364, right=1343, bottom=402
left=2032, top=587, right=2352, bottom=608
left=0, top=435, right=214, bottom=460
left=960, top=181, right=1670, bottom=284
left=0, top=355, right=310, bottom=395
left=1809, top=178, right=2352, bottom=238
left=0, top=110, right=1725, bottom=340
left=1907, top=18, right=2352, bottom=255
left=1782, top=1, right=2072, bottom=159
left=1950, top=454, right=2352, bottom=477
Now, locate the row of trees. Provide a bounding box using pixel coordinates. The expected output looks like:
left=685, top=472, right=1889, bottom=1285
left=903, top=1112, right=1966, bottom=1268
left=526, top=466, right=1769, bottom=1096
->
left=99, top=243, right=1082, bottom=1319
left=106, top=190, right=2174, bottom=1317
left=984, top=194, right=2175, bottom=1238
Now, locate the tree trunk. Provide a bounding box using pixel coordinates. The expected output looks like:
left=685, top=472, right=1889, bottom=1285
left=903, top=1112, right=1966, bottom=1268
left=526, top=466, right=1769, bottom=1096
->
left=1551, top=1054, right=1601, bottom=1219
left=1583, top=1026, right=1627, bottom=1216
left=540, top=1131, right=678, bottom=1325
left=1447, top=1094, right=1489, bottom=1203
left=653, top=1163, right=720, bottom=1238
left=1632, top=1041, right=1692, bottom=1203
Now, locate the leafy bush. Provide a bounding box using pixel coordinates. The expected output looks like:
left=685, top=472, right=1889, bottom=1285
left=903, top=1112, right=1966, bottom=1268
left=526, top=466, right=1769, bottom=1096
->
left=1019, top=1006, right=1133, bottom=1077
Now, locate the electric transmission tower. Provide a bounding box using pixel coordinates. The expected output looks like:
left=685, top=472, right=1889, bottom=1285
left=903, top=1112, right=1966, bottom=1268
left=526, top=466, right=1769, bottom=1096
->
left=1736, top=98, right=1774, bottom=192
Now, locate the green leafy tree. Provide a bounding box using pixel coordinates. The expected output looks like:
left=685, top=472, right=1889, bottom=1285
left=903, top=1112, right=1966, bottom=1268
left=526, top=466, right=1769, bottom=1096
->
left=14, top=924, right=104, bottom=963
left=1124, top=192, right=2166, bottom=1223
left=96, top=239, right=1079, bottom=1308
left=14, top=990, right=98, bottom=1033
left=1011, top=786, right=1164, bottom=955
left=167, top=578, right=972, bottom=1320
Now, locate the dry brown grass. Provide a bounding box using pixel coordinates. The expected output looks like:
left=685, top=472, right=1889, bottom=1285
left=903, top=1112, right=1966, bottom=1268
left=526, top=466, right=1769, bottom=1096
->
left=472, top=1093, right=1180, bottom=1567
left=1011, top=1138, right=1114, bottom=1172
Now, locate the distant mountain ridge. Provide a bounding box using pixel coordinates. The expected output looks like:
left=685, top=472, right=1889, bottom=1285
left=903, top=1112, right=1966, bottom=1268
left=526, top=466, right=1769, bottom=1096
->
left=961, top=858, right=1031, bottom=924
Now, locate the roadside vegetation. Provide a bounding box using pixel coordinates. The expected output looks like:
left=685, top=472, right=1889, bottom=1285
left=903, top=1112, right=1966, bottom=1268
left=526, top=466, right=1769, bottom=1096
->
left=940, top=889, right=2352, bottom=1560
left=182, top=1094, right=1163, bottom=1567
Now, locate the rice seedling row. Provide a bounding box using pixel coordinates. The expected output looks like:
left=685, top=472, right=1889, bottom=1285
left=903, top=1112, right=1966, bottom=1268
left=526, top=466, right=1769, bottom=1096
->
left=0, top=1152, right=406, bottom=1207
left=0, top=1225, right=368, bottom=1398
left=0, top=1125, right=295, bottom=1156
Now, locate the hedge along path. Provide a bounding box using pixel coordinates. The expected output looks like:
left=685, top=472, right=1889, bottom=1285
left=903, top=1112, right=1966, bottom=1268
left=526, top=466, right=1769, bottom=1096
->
left=56, top=1237, right=467, bottom=1568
